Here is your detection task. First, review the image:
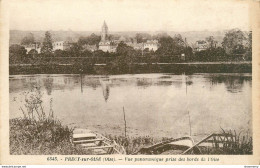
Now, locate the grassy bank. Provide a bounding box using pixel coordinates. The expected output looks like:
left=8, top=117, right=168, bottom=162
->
left=9, top=87, right=89, bottom=155
left=9, top=62, right=252, bottom=75
left=10, top=118, right=90, bottom=155
left=10, top=117, right=253, bottom=155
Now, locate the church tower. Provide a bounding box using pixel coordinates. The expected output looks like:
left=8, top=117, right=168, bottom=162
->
left=99, top=21, right=115, bottom=52
left=101, top=21, right=108, bottom=41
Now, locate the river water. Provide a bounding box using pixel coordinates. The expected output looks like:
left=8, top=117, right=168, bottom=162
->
left=9, top=73, right=252, bottom=139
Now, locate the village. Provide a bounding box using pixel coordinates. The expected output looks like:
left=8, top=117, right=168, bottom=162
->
left=10, top=20, right=251, bottom=63
left=20, top=21, right=215, bottom=55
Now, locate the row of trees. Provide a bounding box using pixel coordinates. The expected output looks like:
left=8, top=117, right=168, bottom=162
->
left=10, top=29, right=252, bottom=64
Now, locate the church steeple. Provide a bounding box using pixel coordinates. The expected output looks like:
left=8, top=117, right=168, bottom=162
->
left=103, top=21, right=108, bottom=29
left=101, top=20, right=108, bottom=41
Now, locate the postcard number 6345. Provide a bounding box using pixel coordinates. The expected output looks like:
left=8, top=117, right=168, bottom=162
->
left=47, top=157, right=58, bottom=161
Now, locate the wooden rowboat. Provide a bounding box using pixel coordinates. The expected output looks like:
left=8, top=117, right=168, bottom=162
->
left=134, top=136, right=200, bottom=155
left=72, top=128, right=126, bottom=155
left=182, top=133, right=237, bottom=154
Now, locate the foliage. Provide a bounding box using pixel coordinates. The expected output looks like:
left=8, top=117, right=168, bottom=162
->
left=205, top=36, right=217, bottom=48
left=9, top=44, right=27, bottom=64
left=135, top=33, right=152, bottom=43
left=10, top=87, right=90, bottom=155
left=116, top=42, right=135, bottom=56
left=72, top=58, right=94, bottom=73
left=222, top=29, right=246, bottom=55
left=10, top=44, right=27, bottom=55
left=54, top=49, right=66, bottom=57
left=156, top=35, right=186, bottom=59
left=41, top=31, right=53, bottom=55
left=156, top=36, right=175, bottom=56
left=67, top=43, right=82, bottom=57
left=245, top=31, right=252, bottom=60
left=78, top=33, right=101, bottom=46
left=198, top=129, right=252, bottom=155
left=21, top=33, right=35, bottom=45
left=93, top=50, right=106, bottom=57
left=9, top=118, right=90, bottom=155
left=81, top=50, right=93, bottom=57
left=19, top=86, right=53, bottom=121
left=105, top=134, right=159, bottom=154
left=194, top=47, right=226, bottom=62
left=28, top=49, right=38, bottom=59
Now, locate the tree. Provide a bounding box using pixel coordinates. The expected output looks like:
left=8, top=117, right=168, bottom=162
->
left=156, top=36, right=174, bottom=56
left=116, top=42, right=135, bottom=56
left=156, top=35, right=185, bottom=57
left=194, top=47, right=226, bottom=62
left=172, top=34, right=186, bottom=53
left=21, top=33, right=35, bottom=45
left=112, top=42, right=137, bottom=73
left=245, top=31, right=252, bottom=60
left=9, top=44, right=27, bottom=63
left=54, top=49, right=64, bottom=57
left=78, top=34, right=101, bottom=46
left=28, top=49, right=38, bottom=58
left=247, top=31, right=252, bottom=51
left=41, top=31, right=53, bottom=55
left=81, top=50, right=92, bottom=57
left=222, top=29, right=246, bottom=55
left=205, top=36, right=217, bottom=48
left=93, top=50, right=106, bottom=57
left=135, top=33, right=152, bottom=43
left=67, top=43, right=82, bottom=57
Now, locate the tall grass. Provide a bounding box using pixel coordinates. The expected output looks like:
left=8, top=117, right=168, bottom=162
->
left=10, top=86, right=89, bottom=155
left=198, top=129, right=252, bottom=155
left=219, top=129, right=252, bottom=155
left=105, top=134, right=171, bottom=154
left=19, top=86, right=53, bottom=122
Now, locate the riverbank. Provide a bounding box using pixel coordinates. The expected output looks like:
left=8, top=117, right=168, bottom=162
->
left=9, top=118, right=165, bottom=155
left=9, top=118, right=90, bottom=155
left=9, top=62, right=252, bottom=75
left=10, top=118, right=253, bottom=155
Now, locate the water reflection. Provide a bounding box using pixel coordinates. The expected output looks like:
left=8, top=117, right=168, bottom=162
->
left=9, top=74, right=252, bottom=94
left=9, top=73, right=252, bottom=138
left=100, top=79, right=110, bottom=102
left=208, top=75, right=251, bottom=93
left=43, top=77, right=54, bottom=95
left=82, top=76, right=100, bottom=89
left=10, top=74, right=252, bottom=96
left=136, top=78, right=153, bottom=88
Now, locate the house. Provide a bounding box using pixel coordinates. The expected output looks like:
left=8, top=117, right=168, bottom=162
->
left=126, top=42, right=144, bottom=50
left=23, top=43, right=41, bottom=54
left=143, top=40, right=159, bottom=51
left=52, top=41, right=70, bottom=51
left=194, top=40, right=208, bottom=52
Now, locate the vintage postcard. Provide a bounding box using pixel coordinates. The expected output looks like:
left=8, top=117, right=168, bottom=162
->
left=0, top=0, right=260, bottom=165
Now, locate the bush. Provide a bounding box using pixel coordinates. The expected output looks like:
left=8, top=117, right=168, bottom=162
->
left=10, top=86, right=89, bottom=155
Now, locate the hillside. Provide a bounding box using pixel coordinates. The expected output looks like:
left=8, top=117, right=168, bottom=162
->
left=10, top=30, right=227, bottom=46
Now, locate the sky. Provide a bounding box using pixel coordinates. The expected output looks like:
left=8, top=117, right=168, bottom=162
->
left=9, top=0, right=250, bottom=32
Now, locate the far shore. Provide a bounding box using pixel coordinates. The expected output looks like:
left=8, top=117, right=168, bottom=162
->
left=9, top=61, right=252, bottom=75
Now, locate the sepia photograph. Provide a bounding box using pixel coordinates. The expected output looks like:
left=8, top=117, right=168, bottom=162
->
left=5, top=0, right=255, bottom=158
